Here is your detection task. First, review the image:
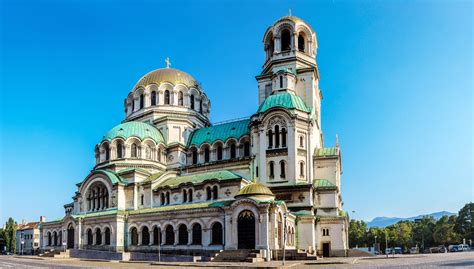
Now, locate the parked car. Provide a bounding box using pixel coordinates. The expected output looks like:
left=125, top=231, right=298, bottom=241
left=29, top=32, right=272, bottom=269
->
left=394, top=247, right=403, bottom=254
left=385, top=248, right=393, bottom=254
left=409, top=247, right=419, bottom=254
left=457, top=244, right=471, bottom=252
left=448, top=245, right=459, bottom=252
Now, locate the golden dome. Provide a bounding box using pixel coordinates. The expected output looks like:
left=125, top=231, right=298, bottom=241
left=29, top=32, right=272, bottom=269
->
left=134, top=68, right=198, bottom=89
left=236, top=183, right=274, bottom=198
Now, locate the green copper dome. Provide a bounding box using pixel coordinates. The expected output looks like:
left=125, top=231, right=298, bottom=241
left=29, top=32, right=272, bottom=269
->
left=236, top=183, right=274, bottom=198
left=102, top=121, right=165, bottom=144
left=257, top=92, right=311, bottom=114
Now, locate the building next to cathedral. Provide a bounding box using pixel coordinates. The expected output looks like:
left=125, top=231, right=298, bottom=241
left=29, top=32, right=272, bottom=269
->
left=41, top=16, right=349, bottom=260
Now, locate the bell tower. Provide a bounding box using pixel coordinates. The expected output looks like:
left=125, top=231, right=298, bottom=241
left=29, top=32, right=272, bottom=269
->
left=256, top=16, right=322, bottom=129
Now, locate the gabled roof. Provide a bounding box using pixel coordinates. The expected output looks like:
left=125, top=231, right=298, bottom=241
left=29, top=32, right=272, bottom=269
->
left=187, top=119, right=250, bottom=147
left=313, top=179, right=337, bottom=190
left=17, top=222, right=40, bottom=230
left=154, top=170, right=246, bottom=190
left=257, top=92, right=311, bottom=114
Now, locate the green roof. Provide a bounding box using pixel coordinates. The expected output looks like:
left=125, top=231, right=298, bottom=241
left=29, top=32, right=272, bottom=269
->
left=187, top=119, right=249, bottom=147
left=128, top=200, right=234, bottom=215
left=315, top=147, right=339, bottom=157
left=257, top=92, right=311, bottom=114
left=77, top=170, right=128, bottom=187
left=102, top=121, right=165, bottom=144
left=154, top=170, right=244, bottom=190
left=313, top=179, right=337, bottom=190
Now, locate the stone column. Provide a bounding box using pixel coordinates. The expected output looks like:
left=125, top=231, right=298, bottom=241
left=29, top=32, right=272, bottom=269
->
left=292, top=32, right=297, bottom=51
left=174, top=229, right=178, bottom=246
left=188, top=228, right=192, bottom=245
left=149, top=230, right=153, bottom=246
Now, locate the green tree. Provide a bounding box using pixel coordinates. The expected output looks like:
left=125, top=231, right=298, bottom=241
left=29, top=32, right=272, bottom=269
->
left=413, top=216, right=436, bottom=250
left=349, top=220, right=368, bottom=248
left=4, top=218, right=17, bottom=253
left=455, top=202, right=473, bottom=242
left=433, top=215, right=460, bottom=246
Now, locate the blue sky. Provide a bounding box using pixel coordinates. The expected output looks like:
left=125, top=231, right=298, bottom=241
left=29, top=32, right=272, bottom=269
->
left=0, top=0, right=472, bottom=225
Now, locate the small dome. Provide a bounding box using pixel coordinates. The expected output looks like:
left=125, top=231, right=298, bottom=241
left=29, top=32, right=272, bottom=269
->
left=236, top=183, right=274, bottom=198
left=257, top=92, right=311, bottom=114
left=134, top=68, right=198, bottom=89
left=102, top=121, right=165, bottom=144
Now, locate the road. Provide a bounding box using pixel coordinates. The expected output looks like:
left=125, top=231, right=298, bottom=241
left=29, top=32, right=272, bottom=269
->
left=0, top=251, right=473, bottom=268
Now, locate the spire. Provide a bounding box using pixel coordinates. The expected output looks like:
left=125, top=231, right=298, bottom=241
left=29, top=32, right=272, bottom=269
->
left=165, top=57, right=171, bottom=68
left=288, top=8, right=292, bottom=16
left=335, top=134, right=339, bottom=148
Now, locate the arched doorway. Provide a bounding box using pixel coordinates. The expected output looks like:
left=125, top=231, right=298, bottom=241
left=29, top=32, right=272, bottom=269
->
left=67, top=224, right=74, bottom=249
left=238, top=210, right=256, bottom=249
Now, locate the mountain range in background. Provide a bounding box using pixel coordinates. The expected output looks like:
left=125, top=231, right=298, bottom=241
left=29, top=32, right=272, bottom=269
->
left=366, top=211, right=456, bottom=228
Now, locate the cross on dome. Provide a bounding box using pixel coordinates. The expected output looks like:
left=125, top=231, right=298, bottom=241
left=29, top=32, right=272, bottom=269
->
left=165, top=57, right=171, bottom=68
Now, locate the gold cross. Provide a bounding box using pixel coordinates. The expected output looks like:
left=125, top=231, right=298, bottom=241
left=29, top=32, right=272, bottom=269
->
left=165, top=57, right=171, bottom=68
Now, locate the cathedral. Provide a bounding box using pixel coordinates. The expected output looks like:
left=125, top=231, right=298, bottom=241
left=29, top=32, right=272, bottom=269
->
left=41, top=16, right=349, bottom=260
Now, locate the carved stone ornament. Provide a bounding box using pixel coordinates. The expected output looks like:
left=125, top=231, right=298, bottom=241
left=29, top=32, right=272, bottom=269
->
left=298, top=193, right=305, bottom=202
left=196, top=192, right=202, bottom=199
left=225, top=189, right=232, bottom=197
left=268, top=116, right=286, bottom=127
left=167, top=154, right=174, bottom=161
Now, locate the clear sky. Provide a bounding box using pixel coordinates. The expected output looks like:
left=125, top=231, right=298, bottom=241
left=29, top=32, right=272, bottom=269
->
left=0, top=0, right=472, bottom=225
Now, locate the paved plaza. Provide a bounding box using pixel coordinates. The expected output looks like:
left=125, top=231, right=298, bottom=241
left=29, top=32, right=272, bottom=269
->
left=0, top=252, right=473, bottom=268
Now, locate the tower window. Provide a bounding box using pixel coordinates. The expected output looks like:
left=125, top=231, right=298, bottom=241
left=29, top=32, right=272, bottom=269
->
left=192, top=149, right=198, bottom=164
left=281, top=29, right=291, bottom=51
left=281, top=128, right=287, bottom=147
left=300, top=162, right=305, bottom=177
left=204, top=147, right=210, bottom=162
left=212, top=186, right=218, bottom=200
left=139, top=94, right=144, bottom=109
left=178, top=91, right=183, bottom=106
left=274, top=125, right=280, bottom=148
left=140, top=194, right=144, bottom=205
left=299, top=136, right=304, bottom=148
left=230, top=144, right=236, bottom=158
left=279, top=76, right=283, bottom=88
left=298, top=34, right=305, bottom=52
left=131, top=99, right=135, bottom=112
left=269, top=161, right=275, bottom=178
left=151, top=91, right=157, bottom=106
left=131, top=143, right=138, bottom=158
left=217, top=145, right=223, bottom=160
left=166, top=192, right=170, bottom=204
left=164, top=90, right=170, bottom=105
left=183, top=189, right=187, bottom=203
left=243, top=141, right=250, bottom=157
left=206, top=186, right=212, bottom=200
left=280, top=161, right=286, bottom=178
left=117, top=142, right=123, bottom=158
left=268, top=129, right=273, bottom=148
left=190, top=94, right=195, bottom=109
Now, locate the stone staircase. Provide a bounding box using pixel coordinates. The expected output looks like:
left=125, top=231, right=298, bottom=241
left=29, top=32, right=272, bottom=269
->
left=207, top=249, right=265, bottom=263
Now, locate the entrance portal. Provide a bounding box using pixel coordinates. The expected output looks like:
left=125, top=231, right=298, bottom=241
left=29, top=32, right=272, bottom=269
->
left=67, top=224, right=74, bottom=249
left=322, top=242, right=330, bottom=257
left=237, top=210, right=256, bottom=249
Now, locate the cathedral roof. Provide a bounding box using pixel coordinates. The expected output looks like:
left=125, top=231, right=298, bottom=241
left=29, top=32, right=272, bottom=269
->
left=187, top=119, right=250, bottom=147
left=257, top=92, right=311, bottom=114
left=315, top=147, right=339, bottom=157
left=102, top=121, right=165, bottom=144
left=154, top=170, right=247, bottom=190
left=313, top=179, right=337, bottom=190
left=133, top=68, right=198, bottom=89
left=236, top=182, right=274, bottom=198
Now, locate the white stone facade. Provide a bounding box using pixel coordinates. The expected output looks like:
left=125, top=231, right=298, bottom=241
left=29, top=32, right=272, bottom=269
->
left=41, top=15, right=348, bottom=259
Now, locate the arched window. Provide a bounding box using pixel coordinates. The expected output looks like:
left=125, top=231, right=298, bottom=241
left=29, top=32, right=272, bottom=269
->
left=160, top=193, right=165, bottom=206
left=139, top=94, right=144, bottom=109
left=131, top=99, right=135, bottom=112
left=211, top=222, right=223, bottom=245
left=243, top=141, right=250, bottom=157
left=204, top=147, right=210, bottom=162
left=268, top=129, right=273, bottom=148
left=280, top=160, right=286, bottom=178
left=131, top=143, right=138, bottom=158
left=190, top=94, right=195, bottom=109
left=230, top=144, right=236, bottom=158
left=279, top=75, right=283, bottom=88
left=142, top=227, right=150, bottom=245
left=153, top=227, right=161, bottom=245
left=192, top=223, right=202, bottom=245
left=269, top=161, right=275, bottom=178
left=217, top=145, right=223, bottom=160
left=281, top=128, right=287, bottom=147
left=192, top=149, right=198, bottom=164
left=299, top=136, right=304, bottom=148
left=87, top=229, right=93, bottom=245
left=166, top=192, right=170, bottom=205
left=212, top=186, right=218, bottom=200
left=140, top=194, right=144, bottom=206
left=130, top=227, right=138, bottom=246
left=95, top=228, right=102, bottom=245
left=188, top=189, right=193, bottom=202
left=300, top=162, right=305, bottom=177
left=105, top=227, right=111, bottom=245
left=281, top=29, right=291, bottom=51
left=275, top=125, right=280, bottom=148
left=117, top=142, right=123, bottom=158
left=178, top=224, right=188, bottom=245
left=53, top=231, right=57, bottom=245
left=199, top=100, right=202, bottom=113
left=104, top=144, right=110, bottom=161
left=298, top=34, right=305, bottom=52
left=58, top=231, right=62, bottom=247
left=178, top=91, right=183, bottom=106
left=164, top=90, right=170, bottom=105
left=165, top=225, right=174, bottom=245
left=183, top=189, right=187, bottom=203
left=47, top=232, right=52, bottom=246
left=206, top=186, right=212, bottom=200
left=151, top=91, right=157, bottom=106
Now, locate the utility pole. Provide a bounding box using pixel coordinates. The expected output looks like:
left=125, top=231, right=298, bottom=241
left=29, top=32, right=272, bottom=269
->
left=385, top=229, right=388, bottom=258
